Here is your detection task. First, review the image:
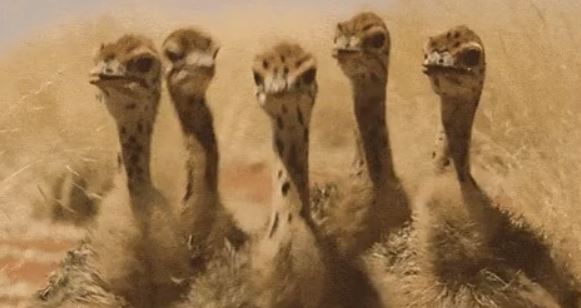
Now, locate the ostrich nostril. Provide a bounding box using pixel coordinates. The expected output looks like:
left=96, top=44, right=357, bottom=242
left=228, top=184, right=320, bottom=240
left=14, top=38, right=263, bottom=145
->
left=104, top=67, right=114, bottom=74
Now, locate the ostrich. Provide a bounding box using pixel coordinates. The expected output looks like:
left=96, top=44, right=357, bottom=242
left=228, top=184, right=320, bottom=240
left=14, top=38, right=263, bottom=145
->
left=367, top=25, right=578, bottom=308
left=311, top=12, right=411, bottom=260
left=162, top=28, right=247, bottom=270
left=32, top=34, right=191, bottom=307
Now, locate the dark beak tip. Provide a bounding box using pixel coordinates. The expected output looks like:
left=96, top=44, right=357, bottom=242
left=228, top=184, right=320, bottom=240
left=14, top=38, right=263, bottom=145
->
left=332, top=49, right=341, bottom=58
left=333, top=48, right=359, bottom=58
left=89, top=73, right=124, bottom=86
left=91, top=73, right=125, bottom=82
left=89, top=77, right=101, bottom=85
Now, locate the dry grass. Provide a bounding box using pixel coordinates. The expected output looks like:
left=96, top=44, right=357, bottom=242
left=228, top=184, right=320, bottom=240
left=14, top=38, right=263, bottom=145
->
left=1, top=0, right=580, bottom=305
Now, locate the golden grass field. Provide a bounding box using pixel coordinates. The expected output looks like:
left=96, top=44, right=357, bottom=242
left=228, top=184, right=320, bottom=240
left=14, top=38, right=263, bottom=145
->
left=1, top=0, right=580, bottom=306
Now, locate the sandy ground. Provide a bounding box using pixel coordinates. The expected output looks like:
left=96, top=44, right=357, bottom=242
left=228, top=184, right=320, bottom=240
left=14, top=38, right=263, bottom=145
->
left=1, top=0, right=581, bottom=306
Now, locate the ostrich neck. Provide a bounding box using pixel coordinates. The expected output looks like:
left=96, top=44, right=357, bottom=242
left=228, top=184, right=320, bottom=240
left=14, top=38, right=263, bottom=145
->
left=114, top=108, right=155, bottom=200
left=438, top=93, right=501, bottom=244
left=170, top=91, right=219, bottom=202
left=439, top=94, right=479, bottom=182
left=268, top=95, right=313, bottom=234
left=351, top=79, right=396, bottom=187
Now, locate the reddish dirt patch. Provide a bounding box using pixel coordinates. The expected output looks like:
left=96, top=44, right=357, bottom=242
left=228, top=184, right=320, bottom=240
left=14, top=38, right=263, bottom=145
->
left=221, top=161, right=271, bottom=205
left=1, top=257, right=59, bottom=286
left=0, top=239, right=73, bottom=291
left=0, top=239, right=74, bottom=253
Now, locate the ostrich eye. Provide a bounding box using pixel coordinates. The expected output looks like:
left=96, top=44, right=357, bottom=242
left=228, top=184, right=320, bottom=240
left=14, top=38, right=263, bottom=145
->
left=365, top=33, right=386, bottom=49
left=459, top=48, right=481, bottom=66
left=165, top=50, right=184, bottom=62
left=130, top=57, right=154, bottom=73
left=300, top=68, right=316, bottom=85
left=253, top=70, right=263, bottom=86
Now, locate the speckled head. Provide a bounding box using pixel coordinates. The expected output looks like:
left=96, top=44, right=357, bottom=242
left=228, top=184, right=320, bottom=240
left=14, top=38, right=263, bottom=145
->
left=333, top=12, right=390, bottom=83
left=90, top=34, right=162, bottom=122
left=91, top=35, right=161, bottom=95
left=422, top=25, right=486, bottom=99
left=252, top=42, right=317, bottom=117
left=162, top=28, right=220, bottom=95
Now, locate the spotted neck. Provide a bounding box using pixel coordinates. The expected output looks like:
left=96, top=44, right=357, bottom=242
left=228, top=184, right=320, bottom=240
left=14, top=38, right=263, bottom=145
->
left=267, top=95, right=313, bottom=236
left=169, top=90, right=219, bottom=203
left=351, top=77, right=397, bottom=189
left=111, top=97, right=158, bottom=200
left=437, top=94, right=479, bottom=182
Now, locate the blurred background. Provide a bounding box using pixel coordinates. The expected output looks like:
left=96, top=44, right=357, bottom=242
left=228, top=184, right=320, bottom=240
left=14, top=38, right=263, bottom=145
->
left=1, top=0, right=580, bottom=306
